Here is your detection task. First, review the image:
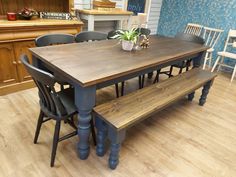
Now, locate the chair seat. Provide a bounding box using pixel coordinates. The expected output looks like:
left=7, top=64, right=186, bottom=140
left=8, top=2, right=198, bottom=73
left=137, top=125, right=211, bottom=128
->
left=57, top=88, right=77, bottom=116
left=218, top=51, right=236, bottom=59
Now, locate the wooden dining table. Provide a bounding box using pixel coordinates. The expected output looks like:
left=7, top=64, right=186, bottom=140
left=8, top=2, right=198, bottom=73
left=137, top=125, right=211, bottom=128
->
left=29, top=36, right=208, bottom=160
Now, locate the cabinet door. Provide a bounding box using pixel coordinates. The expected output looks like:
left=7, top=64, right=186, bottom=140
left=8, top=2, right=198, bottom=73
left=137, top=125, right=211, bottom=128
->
left=14, top=41, right=35, bottom=82
left=0, top=43, right=18, bottom=86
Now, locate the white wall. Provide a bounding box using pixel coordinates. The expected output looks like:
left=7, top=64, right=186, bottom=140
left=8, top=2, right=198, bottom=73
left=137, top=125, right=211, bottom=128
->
left=147, top=0, right=162, bottom=34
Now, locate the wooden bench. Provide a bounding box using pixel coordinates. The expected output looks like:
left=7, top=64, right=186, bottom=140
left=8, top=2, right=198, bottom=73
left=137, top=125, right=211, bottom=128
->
left=93, top=68, right=217, bottom=169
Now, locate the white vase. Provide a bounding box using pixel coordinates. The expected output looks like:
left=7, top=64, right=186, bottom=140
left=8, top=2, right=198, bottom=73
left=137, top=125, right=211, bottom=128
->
left=122, top=40, right=134, bottom=51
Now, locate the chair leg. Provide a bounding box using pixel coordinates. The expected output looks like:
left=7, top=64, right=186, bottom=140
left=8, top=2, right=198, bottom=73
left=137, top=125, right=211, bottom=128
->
left=153, top=69, right=161, bottom=84
left=217, top=57, right=224, bottom=72
left=209, top=53, right=213, bottom=68
left=169, top=65, right=173, bottom=77
left=179, top=67, right=183, bottom=74
left=34, top=110, right=44, bottom=144
left=121, top=81, right=125, bottom=96
left=230, top=65, right=236, bottom=82
left=203, top=52, right=208, bottom=70
left=51, top=120, right=61, bottom=167
left=90, top=118, right=97, bottom=146
left=211, top=56, right=221, bottom=72
left=115, top=83, right=119, bottom=98
left=147, top=72, right=153, bottom=79
left=186, top=59, right=191, bottom=71
left=178, top=61, right=185, bottom=74
left=138, top=76, right=142, bottom=89
left=141, top=75, right=145, bottom=88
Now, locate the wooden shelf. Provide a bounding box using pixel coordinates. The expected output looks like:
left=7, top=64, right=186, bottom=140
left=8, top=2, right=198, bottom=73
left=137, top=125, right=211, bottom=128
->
left=0, top=18, right=83, bottom=95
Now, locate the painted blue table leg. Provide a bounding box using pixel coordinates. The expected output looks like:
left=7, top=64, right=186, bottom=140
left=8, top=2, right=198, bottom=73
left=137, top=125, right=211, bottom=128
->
left=188, top=92, right=195, bottom=101
left=199, top=80, right=213, bottom=106
left=75, top=85, right=96, bottom=160
left=108, top=127, right=126, bottom=170
left=95, top=117, right=108, bottom=156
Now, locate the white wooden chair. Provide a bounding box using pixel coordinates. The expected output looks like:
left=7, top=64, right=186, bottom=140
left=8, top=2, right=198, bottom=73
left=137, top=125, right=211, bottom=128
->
left=202, top=27, right=224, bottom=69
left=211, top=29, right=236, bottom=82
left=184, top=23, right=203, bottom=36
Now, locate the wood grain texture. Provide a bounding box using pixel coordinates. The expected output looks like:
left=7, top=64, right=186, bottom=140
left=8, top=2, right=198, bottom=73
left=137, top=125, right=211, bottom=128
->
left=94, top=68, right=217, bottom=130
left=77, top=9, right=133, bottom=15
left=30, top=36, right=208, bottom=87
left=0, top=19, right=82, bottom=96
left=0, top=0, right=70, bottom=15
left=0, top=69, right=235, bottom=177
left=0, top=19, right=83, bottom=31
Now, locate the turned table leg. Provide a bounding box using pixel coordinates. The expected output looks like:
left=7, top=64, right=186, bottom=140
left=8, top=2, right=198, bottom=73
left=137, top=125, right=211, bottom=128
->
left=199, top=80, right=213, bottom=106
left=75, top=85, right=96, bottom=160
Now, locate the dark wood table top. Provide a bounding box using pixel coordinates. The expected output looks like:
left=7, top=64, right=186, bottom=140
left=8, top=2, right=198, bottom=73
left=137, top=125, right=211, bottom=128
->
left=30, top=36, right=208, bottom=87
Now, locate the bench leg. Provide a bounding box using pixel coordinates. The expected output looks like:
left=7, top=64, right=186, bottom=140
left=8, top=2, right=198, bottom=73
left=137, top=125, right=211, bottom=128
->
left=199, top=80, right=213, bottom=106
left=95, top=118, right=108, bottom=157
left=108, top=128, right=126, bottom=170
left=188, top=92, right=195, bottom=101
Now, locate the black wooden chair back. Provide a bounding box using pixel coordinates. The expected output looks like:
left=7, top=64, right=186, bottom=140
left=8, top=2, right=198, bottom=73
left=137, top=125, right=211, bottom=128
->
left=175, top=32, right=205, bottom=44
left=107, top=30, right=125, bottom=39
left=35, top=33, right=75, bottom=47
left=21, top=55, right=67, bottom=117
left=136, top=28, right=151, bottom=36
left=75, top=31, right=108, bottom=42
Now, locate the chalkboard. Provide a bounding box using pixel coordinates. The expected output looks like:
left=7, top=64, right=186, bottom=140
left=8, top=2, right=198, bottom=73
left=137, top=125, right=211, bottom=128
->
left=127, top=0, right=146, bottom=15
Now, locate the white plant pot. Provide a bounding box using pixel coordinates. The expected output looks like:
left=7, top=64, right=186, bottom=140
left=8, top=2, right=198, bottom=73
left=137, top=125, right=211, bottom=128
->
left=122, top=40, right=134, bottom=51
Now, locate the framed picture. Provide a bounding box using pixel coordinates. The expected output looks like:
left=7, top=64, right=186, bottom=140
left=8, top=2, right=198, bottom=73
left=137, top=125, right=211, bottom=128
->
left=127, top=0, right=146, bottom=15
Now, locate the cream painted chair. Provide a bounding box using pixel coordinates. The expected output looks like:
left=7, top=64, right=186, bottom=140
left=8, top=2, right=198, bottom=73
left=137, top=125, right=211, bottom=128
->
left=211, top=29, right=236, bottom=82
left=184, top=23, right=203, bottom=36
left=202, top=27, right=224, bottom=69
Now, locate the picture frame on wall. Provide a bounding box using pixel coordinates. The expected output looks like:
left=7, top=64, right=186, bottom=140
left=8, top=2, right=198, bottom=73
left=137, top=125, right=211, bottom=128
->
left=127, top=0, right=146, bottom=15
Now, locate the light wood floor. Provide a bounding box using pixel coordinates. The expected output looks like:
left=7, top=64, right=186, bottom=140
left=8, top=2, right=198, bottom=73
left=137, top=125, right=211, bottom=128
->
left=0, top=70, right=236, bottom=177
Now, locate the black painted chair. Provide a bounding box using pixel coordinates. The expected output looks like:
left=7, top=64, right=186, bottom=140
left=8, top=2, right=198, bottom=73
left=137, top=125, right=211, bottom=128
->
left=75, top=31, right=108, bottom=42
left=35, top=33, right=75, bottom=47
left=21, top=55, right=96, bottom=167
left=136, top=28, right=151, bottom=36
left=153, top=33, right=205, bottom=83
left=35, top=33, right=75, bottom=89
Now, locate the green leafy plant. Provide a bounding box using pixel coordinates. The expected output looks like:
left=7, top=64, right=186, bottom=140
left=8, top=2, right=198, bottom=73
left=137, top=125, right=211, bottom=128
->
left=112, top=28, right=139, bottom=44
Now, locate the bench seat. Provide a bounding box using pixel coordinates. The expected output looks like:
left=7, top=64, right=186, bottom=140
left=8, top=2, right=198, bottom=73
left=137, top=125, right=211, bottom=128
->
left=93, top=68, right=217, bottom=169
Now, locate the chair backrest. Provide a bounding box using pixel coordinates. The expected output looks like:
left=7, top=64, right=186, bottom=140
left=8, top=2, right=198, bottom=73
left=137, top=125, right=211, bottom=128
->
left=35, top=33, right=75, bottom=47
left=202, top=27, right=224, bottom=49
left=21, top=55, right=67, bottom=117
left=184, top=23, right=203, bottom=36
left=136, top=28, right=151, bottom=36
left=175, top=32, right=205, bottom=44
left=223, top=29, right=236, bottom=52
left=75, top=31, right=108, bottom=43
left=107, top=30, right=125, bottom=39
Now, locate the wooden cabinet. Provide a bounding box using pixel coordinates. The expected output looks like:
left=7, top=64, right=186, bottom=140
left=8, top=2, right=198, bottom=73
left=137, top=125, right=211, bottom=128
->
left=0, top=43, right=18, bottom=86
left=13, top=41, right=35, bottom=82
left=0, top=19, right=83, bottom=95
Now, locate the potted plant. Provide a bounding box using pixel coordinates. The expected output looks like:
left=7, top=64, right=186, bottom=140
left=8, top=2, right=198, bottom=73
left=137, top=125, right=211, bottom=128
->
left=112, top=28, right=139, bottom=51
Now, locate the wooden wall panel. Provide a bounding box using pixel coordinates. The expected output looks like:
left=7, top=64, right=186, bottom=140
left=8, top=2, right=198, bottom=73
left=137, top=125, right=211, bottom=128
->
left=0, top=0, right=69, bottom=15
